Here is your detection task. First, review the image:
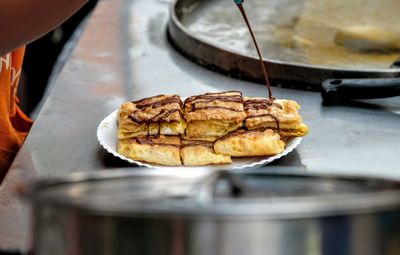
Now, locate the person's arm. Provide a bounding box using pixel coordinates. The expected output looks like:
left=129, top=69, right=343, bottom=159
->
left=0, top=0, right=88, bottom=56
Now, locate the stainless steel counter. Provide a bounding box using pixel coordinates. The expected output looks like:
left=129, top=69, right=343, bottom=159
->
left=1, top=0, right=399, bottom=252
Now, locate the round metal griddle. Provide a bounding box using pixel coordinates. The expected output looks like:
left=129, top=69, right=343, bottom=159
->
left=168, top=0, right=400, bottom=90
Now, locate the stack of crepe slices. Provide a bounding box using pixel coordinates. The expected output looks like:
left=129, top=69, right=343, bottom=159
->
left=117, top=91, right=308, bottom=166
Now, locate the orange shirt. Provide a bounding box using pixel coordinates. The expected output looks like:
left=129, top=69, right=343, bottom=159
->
left=0, top=47, right=32, bottom=179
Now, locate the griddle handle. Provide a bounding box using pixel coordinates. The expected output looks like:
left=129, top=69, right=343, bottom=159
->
left=321, top=78, right=400, bottom=104
left=391, top=57, right=400, bottom=68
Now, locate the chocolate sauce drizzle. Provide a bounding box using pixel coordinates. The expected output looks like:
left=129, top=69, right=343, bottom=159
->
left=134, top=137, right=181, bottom=148
left=193, top=106, right=243, bottom=112
left=236, top=4, right=274, bottom=100
left=134, top=137, right=215, bottom=150
left=129, top=95, right=184, bottom=138
left=185, top=92, right=243, bottom=104
left=135, top=95, right=183, bottom=109
left=244, top=99, right=282, bottom=111
left=129, top=109, right=183, bottom=124
left=244, top=99, right=282, bottom=132
left=245, top=113, right=280, bottom=132
left=185, top=91, right=244, bottom=113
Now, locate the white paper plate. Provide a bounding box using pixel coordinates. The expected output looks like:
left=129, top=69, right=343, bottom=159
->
left=97, top=110, right=302, bottom=170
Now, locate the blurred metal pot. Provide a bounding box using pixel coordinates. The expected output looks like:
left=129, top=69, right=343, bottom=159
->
left=27, top=168, right=400, bottom=255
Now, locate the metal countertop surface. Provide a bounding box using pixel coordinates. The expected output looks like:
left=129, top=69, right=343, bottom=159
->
left=0, top=0, right=399, bottom=251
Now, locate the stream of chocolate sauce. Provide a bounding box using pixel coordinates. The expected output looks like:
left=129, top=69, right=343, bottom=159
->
left=235, top=3, right=281, bottom=131
left=236, top=4, right=274, bottom=100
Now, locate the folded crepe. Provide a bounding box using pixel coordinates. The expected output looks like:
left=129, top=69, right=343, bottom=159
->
left=184, top=91, right=246, bottom=139
left=244, top=97, right=308, bottom=137
left=118, top=135, right=182, bottom=166
left=181, top=139, right=232, bottom=166
left=214, top=129, right=286, bottom=157
left=118, top=94, right=186, bottom=139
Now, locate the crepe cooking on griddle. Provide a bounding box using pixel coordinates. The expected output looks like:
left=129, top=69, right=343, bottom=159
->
left=116, top=91, right=308, bottom=166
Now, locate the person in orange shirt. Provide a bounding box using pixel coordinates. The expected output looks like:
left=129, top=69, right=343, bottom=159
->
left=0, top=0, right=89, bottom=180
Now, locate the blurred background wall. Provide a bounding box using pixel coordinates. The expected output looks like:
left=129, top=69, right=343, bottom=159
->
left=18, top=0, right=99, bottom=117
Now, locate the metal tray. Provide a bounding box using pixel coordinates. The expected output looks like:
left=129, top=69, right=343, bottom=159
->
left=168, top=0, right=400, bottom=90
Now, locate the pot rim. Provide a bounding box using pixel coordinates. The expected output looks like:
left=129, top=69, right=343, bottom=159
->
left=26, top=169, right=400, bottom=220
